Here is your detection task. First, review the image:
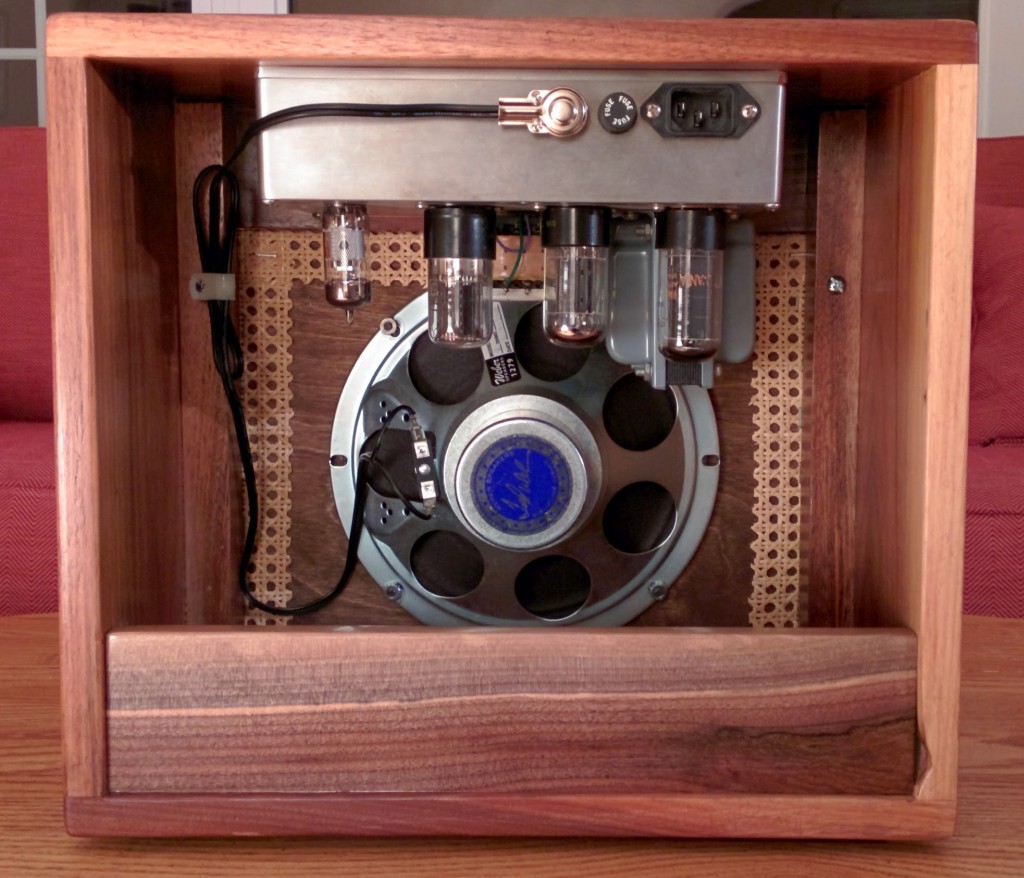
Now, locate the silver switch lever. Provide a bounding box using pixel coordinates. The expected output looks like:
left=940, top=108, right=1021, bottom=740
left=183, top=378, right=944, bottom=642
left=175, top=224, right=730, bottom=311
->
left=498, top=87, right=588, bottom=138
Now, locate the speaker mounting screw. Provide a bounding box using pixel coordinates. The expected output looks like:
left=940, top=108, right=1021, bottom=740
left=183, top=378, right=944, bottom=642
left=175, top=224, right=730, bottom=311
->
left=647, top=580, right=668, bottom=601
left=384, top=582, right=404, bottom=602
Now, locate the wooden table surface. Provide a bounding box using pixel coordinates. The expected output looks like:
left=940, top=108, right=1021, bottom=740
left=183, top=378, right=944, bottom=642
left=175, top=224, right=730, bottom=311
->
left=1, top=614, right=1021, bottom=876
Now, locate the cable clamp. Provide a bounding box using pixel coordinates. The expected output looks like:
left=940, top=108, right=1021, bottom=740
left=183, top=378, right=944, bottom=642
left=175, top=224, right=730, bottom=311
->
left=189, top=273, right=236, bottom=301
left=498, top=88, right=588, bottom=138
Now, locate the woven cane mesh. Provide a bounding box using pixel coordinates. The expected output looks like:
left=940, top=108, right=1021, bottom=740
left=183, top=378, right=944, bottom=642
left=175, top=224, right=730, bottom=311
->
left=748, top=235, right=809, bottom=628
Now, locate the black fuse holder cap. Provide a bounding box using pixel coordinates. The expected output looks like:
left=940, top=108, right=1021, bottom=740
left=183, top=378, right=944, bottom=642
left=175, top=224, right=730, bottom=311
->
left=598, top=92, right=638, bottom=133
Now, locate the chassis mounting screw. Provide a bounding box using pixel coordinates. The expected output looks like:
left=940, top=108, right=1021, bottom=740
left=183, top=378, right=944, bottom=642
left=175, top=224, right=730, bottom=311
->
left=828, top=275, right=847, bottom=295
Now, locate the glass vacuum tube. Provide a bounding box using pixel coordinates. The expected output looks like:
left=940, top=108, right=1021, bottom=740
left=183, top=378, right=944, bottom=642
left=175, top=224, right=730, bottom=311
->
left=542, top=206, right=611, bottom=346
left=656, top=208, right=725, bottom=360
left=424, top=205, right=496, bottom=347
left=322, top=202, right=371, bottom=310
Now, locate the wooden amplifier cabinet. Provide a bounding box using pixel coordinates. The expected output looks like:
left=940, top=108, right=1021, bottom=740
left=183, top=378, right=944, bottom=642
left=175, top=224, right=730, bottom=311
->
left=48, top=14, right=976, bottom=838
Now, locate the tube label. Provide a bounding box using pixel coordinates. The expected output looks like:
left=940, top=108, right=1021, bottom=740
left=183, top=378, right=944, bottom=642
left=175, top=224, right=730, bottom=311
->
left=482, top=303, right=522, bottom=387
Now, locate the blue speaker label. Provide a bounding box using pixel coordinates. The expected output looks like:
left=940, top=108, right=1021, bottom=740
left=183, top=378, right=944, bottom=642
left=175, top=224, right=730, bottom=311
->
left=471, top=434, right=572, bottom=536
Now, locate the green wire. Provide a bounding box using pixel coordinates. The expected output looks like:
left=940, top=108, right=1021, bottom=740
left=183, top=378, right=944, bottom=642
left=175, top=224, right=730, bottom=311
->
left=504, top=215, right=526, bottom=289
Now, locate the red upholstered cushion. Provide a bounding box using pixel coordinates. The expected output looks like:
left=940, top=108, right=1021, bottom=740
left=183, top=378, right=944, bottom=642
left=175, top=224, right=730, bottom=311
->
left=0, top=421, right=57, bottom=615
left=964, top=445, right=1024, bottom=618
left=976, top=137, right=1024, bottom=208
left=969, top=203, right=1024, bottom=445
left=0, top=127, right=52, bottom=423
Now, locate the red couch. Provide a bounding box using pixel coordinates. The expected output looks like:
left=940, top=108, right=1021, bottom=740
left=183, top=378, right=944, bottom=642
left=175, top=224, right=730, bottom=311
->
left=0, top=127, right=58, bottom=615
left=965, top=137, right=1024, bottom=617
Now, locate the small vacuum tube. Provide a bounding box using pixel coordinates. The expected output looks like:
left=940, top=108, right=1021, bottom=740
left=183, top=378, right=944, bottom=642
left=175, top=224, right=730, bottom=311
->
left=322, top=202, right=371, bottom=312
left=424, top=205, right=496, bottom=347
left=656, top=208, right=725, bottom=360
left=541, top=206, right=611, bottom=346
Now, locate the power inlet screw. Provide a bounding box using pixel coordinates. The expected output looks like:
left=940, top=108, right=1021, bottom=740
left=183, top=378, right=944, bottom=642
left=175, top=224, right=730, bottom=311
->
left=648, top=581, right=669, bottom=601
left=828, top=275, right=847, bottom=295
left=644, top=102, right=662, bottom=120
left=384, top=582, right=404, bottom=602
left=379, top=317, right=401, bottom=337
left=740, top=103, right=760, bottom=120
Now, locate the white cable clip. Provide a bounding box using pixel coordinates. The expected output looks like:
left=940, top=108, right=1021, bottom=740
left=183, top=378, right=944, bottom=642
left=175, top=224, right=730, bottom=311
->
left=189, top=273, right=236, bottom=301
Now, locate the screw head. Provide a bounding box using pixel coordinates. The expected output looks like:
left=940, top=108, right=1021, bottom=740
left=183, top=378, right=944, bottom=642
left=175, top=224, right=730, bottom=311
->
left=379, top=317, right=401, bottom=337
left=648, top=581, right=668, bottom=601
left=741, top=103, right=760, bottom=120
left=384, top=582, right=404, bottom=602
left=828, top=275, right=847, bottom=295
left=644, top=102, right=662, bottom=120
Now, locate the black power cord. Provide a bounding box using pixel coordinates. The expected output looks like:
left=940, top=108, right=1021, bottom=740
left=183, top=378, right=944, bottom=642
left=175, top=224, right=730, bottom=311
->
left=193, top=101, right=484, bottom=615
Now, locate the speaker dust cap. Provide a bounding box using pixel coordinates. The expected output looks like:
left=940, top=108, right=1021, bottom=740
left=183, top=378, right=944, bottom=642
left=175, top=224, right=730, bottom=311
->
left=471, top=433, right=575, bottom=538
left=444, top=395, right=601, bottom=552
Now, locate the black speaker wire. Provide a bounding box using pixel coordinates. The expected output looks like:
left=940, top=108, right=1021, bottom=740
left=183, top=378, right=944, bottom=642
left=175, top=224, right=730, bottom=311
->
left=192, top=101, right=492, bottom=615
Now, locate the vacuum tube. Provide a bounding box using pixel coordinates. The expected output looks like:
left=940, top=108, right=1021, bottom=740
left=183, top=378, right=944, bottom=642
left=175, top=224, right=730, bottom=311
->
left=424, top=205, right=496, bottom=347
left=656, top=208, right=725, bottom=360
left=541, top=206, right=611, bottom=346
left=322, top=202, right=371, bottom=313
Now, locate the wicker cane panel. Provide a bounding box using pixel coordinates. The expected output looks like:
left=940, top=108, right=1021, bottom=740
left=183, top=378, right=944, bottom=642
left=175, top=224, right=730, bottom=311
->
left=748, top=234, right=809, bottom=628
left=235, top=230, right=307, bottom=624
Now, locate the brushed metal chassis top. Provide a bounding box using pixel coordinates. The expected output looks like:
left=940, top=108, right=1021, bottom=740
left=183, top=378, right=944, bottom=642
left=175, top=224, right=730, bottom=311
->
left=257, top=66, right=785, bottom=208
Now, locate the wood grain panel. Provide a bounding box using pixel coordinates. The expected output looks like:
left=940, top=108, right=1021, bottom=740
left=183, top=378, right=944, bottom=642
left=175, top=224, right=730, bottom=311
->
left=67, top=793, right=953, bottom=842
left=50, top=59, right=186, bottom=797
left=856, top=66, right=976, bottom=805
left=900, top=65, right=975, bottom=805
left=77, top=65, right=185, bottom=627
left=175, top=102, right=239, bottom=625
left=807, top=110, right=867, bottom=627
left=46, top=15, right=976, bottom=70
left=19, top=612, right=1024, bottom=858
left=107, top=627, right=916, bottom=796
left=52, top=58, right=190, bottom=795
left=49, top=56, right=106, bottom=800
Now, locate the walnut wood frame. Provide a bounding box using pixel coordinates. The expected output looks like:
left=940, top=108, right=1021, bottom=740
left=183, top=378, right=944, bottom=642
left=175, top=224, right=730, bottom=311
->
left=47, top=14, right=976, bottom=839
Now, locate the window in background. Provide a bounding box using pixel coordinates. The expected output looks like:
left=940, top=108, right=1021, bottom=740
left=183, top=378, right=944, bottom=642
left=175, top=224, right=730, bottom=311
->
left=0, top=0, right=44, bottom=124
left=0, top=0, right=188, bottom=126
